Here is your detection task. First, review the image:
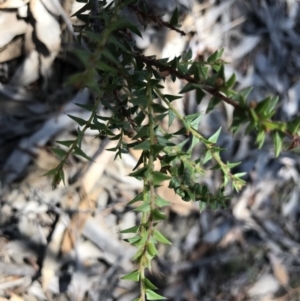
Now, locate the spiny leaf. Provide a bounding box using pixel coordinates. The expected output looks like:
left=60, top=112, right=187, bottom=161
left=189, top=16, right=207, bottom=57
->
left=152, top=209, right=167, bottom=220
left=153, top=171, right=171, bottom=185
left=196, top=88, right=206, bottom=105
left=164, top=94, right=182, bottom=102
left=239, top=86, right=253, bottom=101
left=144, top=278, right=158, bottom=290
left=206, top=96, right=221, bottom=113
left=272, top=131, right=284, bottom=157
left=207, top=50, right=219, bottom=63
left=199, top=65, right=208, bottom=79
left=208, top=127, right=222, bottom=144
left=256, top=130, right=266, bottom=149
left=120, top=225, right=140, bottom=234
left=101, top=49, right=119, bottom=65
left=170, top=7, right=179, bottom=26
left=121, top=270, right=140, bottom=282
left=168, top=110, right=176, bottom=127
left=287, top=117, right=300, bottom=134
left=56, top=140, right=75, bottom=147
left=75, top=103, right=95, bottom=111
left=179, top=83, right=205, bottom=94
left=129, top=166, right=149, bottom=179
left=133, top=140, right=151, bottom=150
left=153, top=229, right=171, bottom=245
left=128, top=192, right=144, bottom=205
left=43, top=168, right=59, bottom=177
left=134, top=201, right=151, bottom=212
left=203, top=151, right=212, bottom=164
left=67, top=114, right=87, bottom=127
left=51, top=148, right=67, bottom=159
left=73, top=147, right=93, bottom=161
left=146, top=289, right=166, bottom=300
left=147, top=242, right=159, bottom=256
left=155, top=195, right=170, bottom=207
left=226, top=73, right=236, bottom=88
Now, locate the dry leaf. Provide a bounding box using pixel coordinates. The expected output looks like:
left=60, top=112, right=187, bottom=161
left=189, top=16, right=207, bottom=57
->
left=269, top=253, right=289, bottom=288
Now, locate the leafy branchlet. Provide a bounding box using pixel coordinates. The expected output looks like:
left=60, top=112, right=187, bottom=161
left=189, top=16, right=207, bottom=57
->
left=45, top=1, right=300, bottom=299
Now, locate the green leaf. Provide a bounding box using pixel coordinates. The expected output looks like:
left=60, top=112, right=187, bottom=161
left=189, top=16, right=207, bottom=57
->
left=255, top=96, right=278, bottom=117
left=73, top=147, right=93, bottom=161
left=153, top=171, right=171, bottom=185
left=121, top=270, right=140, bottom=282
left=164, top=94, right=182, bottom=102
left=169, top=177, right=181, bottom=189
left=203, top=151, right=212, bottom=164
left=73, top=49, right=90, bottom=65
left=144, top=278, right=158, bottom=290
left=51, top=148, right=67, bottom=159
left=184, top=49, right=193, bottom=61
left=135, top=201, right=151, bottom=213
left=256, top=131, right=266, bottom=149
left=168, top=110, right=176, bottom=127
left=126, top=235, right=142, bottom=245
left=208, top=127, right=222, bottom=144
left=111, top=20, right=142, bottom=38
left=179, top=83, right=205, bottom=94
left=129, top=166, right=149, bottom=179
left=147, top=241, right=158, bottom=256
left=56, top=140, right=75, bottom=147
left=216, top=48, right=224, bottom=59
left=184, top=112, right=202, bottom=129
left=234, top=172, right=247, bottom=178
left=239, top=86, right=253, bottom=101
left=199, top=65, right=208, bottom=79
left=75, top=103, right=95, bottom=111
left=153, top=229, right=171, bottom=245
left=272, top=131, right=284, bottom=157
left=128, top=192, right=144, bottom=205
left=151, top=144, right=165, bottom=157
left=231, top=108, right=248, bottom=134
left=133, top=140, right=150, bottom=150
left=226, top=161, right=241, bottom=169
left=146, top=289, right=166, bottom=300
left=67, top=114, right=87, bottom=127
left=226, top=73, right=236, bottom=88
left=287, top=117, right=300, bottom=134
left=131, top=246, right=144, bottom=261
left=43, top=168, right=59, bottom=177
left=155, top=195, right=170, bottom=207
left=120, top=225, right=140, bottom=234
left=95, top=61, right=118, bottom=73
left=101, top=49, right=119, bottom=65
left=152, top=103, right=169, bottom=113
left=199, top=201, right=207, bottom=212
left=207, top=50, right=219, bottom=63
left=152, top=209, right=167, bottom=220
left=133, top=126, right=149, bottom=139
left=222, top=175, right=229, bottom=187
left=196, top=88, right=206, bottom=105
left=179, top=83, right=196, bottom=94
left=108, top=35, right=131, bottom=53
left=51, top=168, right=65, bottom=189
left=206, top=96, right=221, bottom=113
left=170, top=7, right=179, bottom=26
left=130, top=96, right=148, bottom=108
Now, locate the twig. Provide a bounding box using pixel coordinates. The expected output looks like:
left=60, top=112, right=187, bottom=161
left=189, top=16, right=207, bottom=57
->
left=129, top=5, right=186, bottom=36
left=134, top=53, right=240, bottom=108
